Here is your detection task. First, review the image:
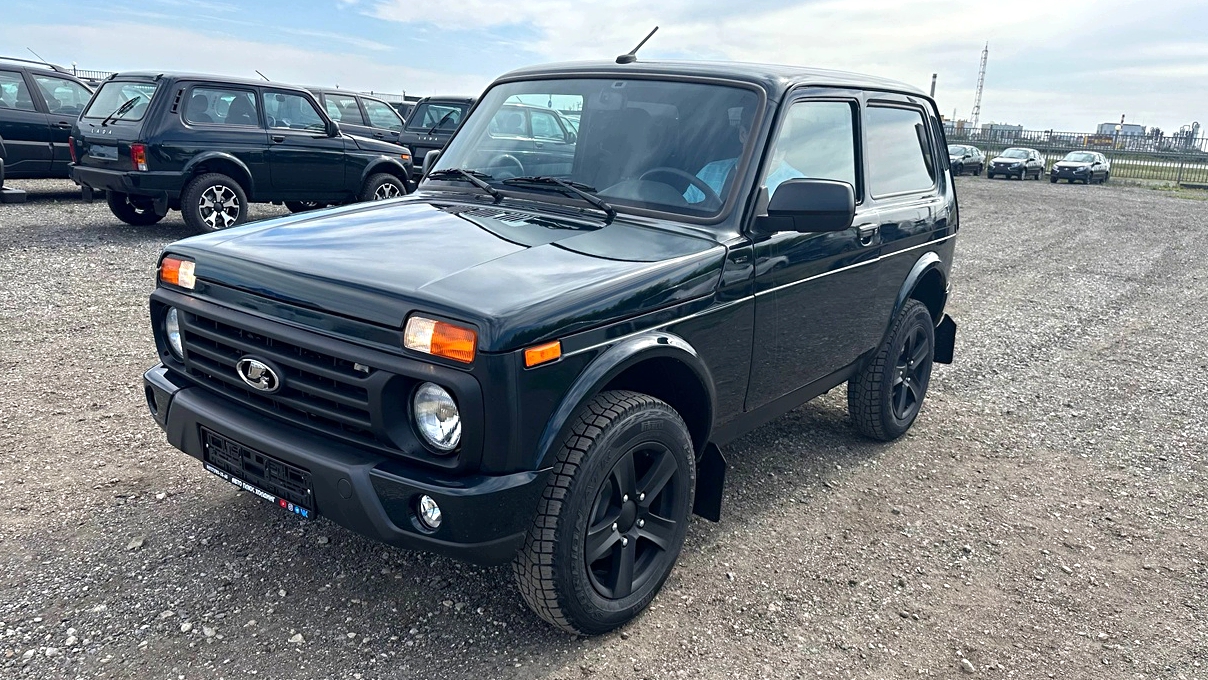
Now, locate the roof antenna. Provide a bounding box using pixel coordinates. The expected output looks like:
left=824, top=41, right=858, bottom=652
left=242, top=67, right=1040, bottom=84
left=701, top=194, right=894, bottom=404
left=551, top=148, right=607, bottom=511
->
left=26, top=47, right=48, bottom=63
left=616, top=26, right=658, bottom=64
left=254, top=69, right=270, bottom=81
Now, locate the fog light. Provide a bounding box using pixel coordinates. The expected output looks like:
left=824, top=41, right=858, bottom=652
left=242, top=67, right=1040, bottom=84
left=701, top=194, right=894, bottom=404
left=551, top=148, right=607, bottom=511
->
left=164, top=307, right=184, bottom=360
left=417, top=495, right=442, bottom=530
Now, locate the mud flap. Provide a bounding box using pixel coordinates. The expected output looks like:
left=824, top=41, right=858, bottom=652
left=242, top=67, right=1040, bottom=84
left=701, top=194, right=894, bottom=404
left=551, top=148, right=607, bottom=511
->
left=692, top=442, right=726, bottom=522
left=934, top=314, right=956, bottom=364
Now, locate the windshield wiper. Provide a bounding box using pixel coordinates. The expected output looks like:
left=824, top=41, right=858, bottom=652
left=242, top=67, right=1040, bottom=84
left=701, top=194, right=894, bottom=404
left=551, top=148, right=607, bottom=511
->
left=427, top=168, right=501, bottom=201
left=425, top=111, right=456, bottom=136
left=502, top=176, right=616, bottom=222
left=101, top=97, right=140, bottom=127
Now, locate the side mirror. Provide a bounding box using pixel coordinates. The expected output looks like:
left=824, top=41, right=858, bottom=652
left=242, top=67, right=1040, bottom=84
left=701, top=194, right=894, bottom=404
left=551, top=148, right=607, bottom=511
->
left=566, top=131, right=577, bottom=143
left=422, top=149, right=441, bottom=178
left=754, top=179, right=855, bottom=235
left=327, top=120, right=340, bottom=137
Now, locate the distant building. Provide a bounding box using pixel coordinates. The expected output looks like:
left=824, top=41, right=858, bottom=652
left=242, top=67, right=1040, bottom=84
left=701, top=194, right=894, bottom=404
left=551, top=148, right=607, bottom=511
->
left=1097, top=122, right=1145, bottom=136
left=980, top=123, right=1023, bottom=139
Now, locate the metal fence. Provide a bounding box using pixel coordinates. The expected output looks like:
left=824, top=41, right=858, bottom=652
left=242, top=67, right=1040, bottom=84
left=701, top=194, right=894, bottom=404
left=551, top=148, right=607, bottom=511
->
left=945, top=126, right=1208, bottom=184
left=70, top=67, right=114, bottom=82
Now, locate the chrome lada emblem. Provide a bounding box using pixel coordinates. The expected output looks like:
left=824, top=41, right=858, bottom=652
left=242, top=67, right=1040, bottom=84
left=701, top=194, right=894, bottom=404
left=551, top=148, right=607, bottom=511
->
left=236, top=357, right=281, bottom=393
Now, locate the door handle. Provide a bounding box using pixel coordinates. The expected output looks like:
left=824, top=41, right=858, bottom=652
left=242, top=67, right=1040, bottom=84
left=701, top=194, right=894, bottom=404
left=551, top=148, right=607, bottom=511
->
left=54, top=121, right=72, bottom=129
left=855, top=223, right=879, bottom=247
left=271, top=135, right=285, bottom=143
left=374, top=133, right=384, bottom=139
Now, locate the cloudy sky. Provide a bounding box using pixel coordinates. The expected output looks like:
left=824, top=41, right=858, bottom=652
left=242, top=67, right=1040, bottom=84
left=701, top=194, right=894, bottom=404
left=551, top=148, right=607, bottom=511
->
left=3, top=0, right=1205, bottom=133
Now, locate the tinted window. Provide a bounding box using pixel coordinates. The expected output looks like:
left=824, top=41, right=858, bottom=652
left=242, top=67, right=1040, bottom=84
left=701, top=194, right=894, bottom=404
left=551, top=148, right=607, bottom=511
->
left=866, top=106, right=935, bottom=196
left=363, top=98, right=403, bottom=131
left=530, top=110, right=567, bottom=141
left=406, top=102, right=466, bottom=131
left=263, top=91, right=325, bottom=131
left=489, top=107, right=529, bottom=137
left=0, top=70, right=36, bottom=111
left=82, top=81, right=158, bottom=121
left=763, top=100, right=857, bottom=201
left=324, top=93, right=363, bottom=124
left=32, top=75, right=91, bottom=115
left=185, top=87, right=259, bottom=126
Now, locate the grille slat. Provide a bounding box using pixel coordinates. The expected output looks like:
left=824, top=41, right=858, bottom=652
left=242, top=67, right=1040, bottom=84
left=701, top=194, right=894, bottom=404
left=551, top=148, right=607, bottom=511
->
left=179, top=311, right=379, bottom=443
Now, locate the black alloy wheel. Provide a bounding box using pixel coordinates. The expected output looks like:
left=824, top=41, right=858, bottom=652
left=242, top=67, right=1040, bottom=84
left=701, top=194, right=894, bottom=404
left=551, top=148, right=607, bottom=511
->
left=889, top=324, right=931, bottom=424
left=514, top=391, right=695, bottom=635
left=848, top=299, right=935, bottom=441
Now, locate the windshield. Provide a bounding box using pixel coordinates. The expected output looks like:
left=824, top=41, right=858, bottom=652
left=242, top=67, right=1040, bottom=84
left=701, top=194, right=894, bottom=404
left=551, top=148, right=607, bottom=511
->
left=948, top=145, right=968, bottom=156
left=82, top=81, right=159, bottom=121
left=1000, top=148, right=1029, bottom=159
left=406, top=102, right=468, bottom=132
left=428, top=78, right=761, bottom=218
left=1064, top=152, right=1095, bottom=162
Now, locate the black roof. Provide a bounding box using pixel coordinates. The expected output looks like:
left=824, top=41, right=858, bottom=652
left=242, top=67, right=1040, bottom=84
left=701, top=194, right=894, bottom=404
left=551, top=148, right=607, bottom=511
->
left=497, top=60, right=925, bottom=98
left=416, top=95, right=476, bottom=104
left=106, top=71, right=310, bottom=92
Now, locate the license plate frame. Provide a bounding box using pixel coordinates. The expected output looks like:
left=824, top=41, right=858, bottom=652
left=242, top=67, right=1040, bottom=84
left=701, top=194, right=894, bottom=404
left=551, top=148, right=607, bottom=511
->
left=201, top=428, right=315, bottom=520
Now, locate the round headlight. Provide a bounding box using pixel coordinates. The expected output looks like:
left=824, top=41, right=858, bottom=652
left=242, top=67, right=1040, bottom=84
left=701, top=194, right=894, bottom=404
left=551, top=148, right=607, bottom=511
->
left=412, top=382, right=461, bottom=452
left=164, top=307, right=184, bottom=360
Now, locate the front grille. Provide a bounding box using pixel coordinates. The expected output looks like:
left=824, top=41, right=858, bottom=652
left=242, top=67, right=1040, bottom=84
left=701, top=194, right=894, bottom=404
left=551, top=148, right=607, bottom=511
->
left=179, top=311, right=380, bottom=447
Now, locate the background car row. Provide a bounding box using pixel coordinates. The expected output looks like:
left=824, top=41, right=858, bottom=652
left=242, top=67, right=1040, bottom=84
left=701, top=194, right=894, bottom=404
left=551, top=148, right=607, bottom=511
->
left=948, top=142, right=1111, bottom=184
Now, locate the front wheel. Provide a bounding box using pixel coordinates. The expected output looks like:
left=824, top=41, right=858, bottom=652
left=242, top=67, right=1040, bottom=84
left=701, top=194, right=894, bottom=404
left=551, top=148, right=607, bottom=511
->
left=1050, top=175, right=1058, bottom=183
left=359, top=173, right=406, bottom=202
left=514, top=391, right=695, bottom=635
left=1102, top=172, right=1110, bottom=184
left=953, top=163, right=964, bottom=176
left=848, top=299, right=935, bottom=441
left=106, top=191, right=164, bottom=226
left=181, top=173, right=247, bottom=233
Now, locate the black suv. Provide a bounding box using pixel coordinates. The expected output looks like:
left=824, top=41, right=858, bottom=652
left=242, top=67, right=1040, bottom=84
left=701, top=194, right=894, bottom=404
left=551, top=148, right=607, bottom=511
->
left=70, top=73, right=414, bottom=231
left=0, top=57, right=94, bottom=196
left=309, top=88, right=406, bottom=143
left=397, top=95, right=474, bottom=179
left=142, top=60, right=958, bottom=634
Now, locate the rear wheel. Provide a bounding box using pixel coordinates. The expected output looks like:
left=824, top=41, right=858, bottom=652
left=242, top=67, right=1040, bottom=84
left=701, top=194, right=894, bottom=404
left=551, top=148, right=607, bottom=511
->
left=106, top=191, right=164, bottom=226
left=514, top=391, right=695, bottom=635
left=848, top=299, right=935, bottom=441
left=181, top=173, right=247, bottom=233
left=359, top=173, right=406, bottom=202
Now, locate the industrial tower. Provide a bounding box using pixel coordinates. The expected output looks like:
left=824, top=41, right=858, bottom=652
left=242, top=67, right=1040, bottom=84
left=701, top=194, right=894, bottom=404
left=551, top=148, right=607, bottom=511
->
left=970, top=42, right=988, bottom=130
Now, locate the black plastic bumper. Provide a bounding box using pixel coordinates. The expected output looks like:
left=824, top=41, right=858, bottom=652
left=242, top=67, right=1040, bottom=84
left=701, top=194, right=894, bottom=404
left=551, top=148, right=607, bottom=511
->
left=72, top=165, right=183, bottom=198
left=143, top=365, right=548, bottom=565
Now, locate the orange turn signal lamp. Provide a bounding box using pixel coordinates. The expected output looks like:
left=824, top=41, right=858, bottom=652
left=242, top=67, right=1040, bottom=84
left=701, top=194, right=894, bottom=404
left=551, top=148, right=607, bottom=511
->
left=159, top=256, right=196, bottom=290
left=404, top=316, right=477, bottom=363
left=524, top=340, right=561, bottom=368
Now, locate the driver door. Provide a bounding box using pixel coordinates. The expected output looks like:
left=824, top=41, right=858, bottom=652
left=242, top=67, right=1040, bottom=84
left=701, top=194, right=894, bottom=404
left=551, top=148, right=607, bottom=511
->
left=262, top=89, right=346, bottom=199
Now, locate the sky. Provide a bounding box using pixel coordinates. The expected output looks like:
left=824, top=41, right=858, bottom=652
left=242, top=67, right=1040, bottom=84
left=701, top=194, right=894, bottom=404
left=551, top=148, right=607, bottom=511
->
left=2, top=0, right=1205, bottom=134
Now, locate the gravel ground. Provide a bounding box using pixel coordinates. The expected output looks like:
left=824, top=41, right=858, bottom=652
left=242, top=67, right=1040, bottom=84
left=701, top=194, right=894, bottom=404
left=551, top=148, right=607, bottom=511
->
left=0, top=178, right=1205, bottom=679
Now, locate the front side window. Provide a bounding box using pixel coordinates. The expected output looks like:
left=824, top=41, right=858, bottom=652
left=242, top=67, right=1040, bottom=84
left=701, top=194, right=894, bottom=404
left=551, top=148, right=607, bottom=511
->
left=406, top=102, right=467, bottom=131
left=185, top=87, right=259, bottom=126
left=323, top=93, right=362, bottom=124
left=81, top=81, right=158, bottom=121
left=0, top=70, right=36, bottom=111
left=758, top=100, right=857, bottom=203
left=32, top=75, right=91, bottom=115
left=263, top=91, right=325, bottom=131
left=430, top=78, right=761, bottom=218
left=489, top=107, right=530, bottom=137
left=363, top=98, right=403, bottom=131
left=866, top=106, right=936, bottom=197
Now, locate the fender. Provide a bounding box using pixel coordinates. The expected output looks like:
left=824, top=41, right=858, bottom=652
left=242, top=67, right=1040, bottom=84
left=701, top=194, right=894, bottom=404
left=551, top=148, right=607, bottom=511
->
left=891, top=251, right=945, bottom=322
left=358, top=157, right=412, bottom=191
left=531, top=331, right=717, bottom=472
left=182, top=152, right=255, bottom=197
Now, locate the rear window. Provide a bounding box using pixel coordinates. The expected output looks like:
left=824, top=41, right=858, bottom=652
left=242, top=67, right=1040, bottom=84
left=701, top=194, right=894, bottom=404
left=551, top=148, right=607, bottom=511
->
left=406, top=102, right=467, bottom=131
left=82, top=81, right=159, bottom=122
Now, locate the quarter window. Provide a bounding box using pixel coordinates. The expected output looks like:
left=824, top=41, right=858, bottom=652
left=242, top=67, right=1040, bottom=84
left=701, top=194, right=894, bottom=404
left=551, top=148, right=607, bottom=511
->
left=762, top=100, right=858, bottom=201
left=185, top=87, right=259, bottom=126
left=363, top=98, right=403, bottom=131
left=866, top=106, right=936, bottom=196
left=32, top=75, right=91, bottom=115
left=0, top=71, right=37, bottom=111
left=324, top=93, right=363, bottom=125
left=263, top=92, right=326, bottom=131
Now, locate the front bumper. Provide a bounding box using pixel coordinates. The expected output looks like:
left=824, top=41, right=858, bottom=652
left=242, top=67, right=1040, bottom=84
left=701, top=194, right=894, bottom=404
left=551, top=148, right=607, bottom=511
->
left=144, top=364, right=548, bottom=565
left=1052, top=168, right=1091, bottom=180
left=71, top=165, right=183, bottom=198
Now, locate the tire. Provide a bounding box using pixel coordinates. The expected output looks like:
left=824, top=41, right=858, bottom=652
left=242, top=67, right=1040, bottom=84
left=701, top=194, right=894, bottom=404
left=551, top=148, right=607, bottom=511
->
left=285, top=201, right=324, bottom=213
left=848, top=299, right=935, bottom=441
left=181, top=173, right=247, bottom=233
left=1050, top=176, right=1058, bottom=183
left=514, top=390, right=695, bottom=635
left=106, top=191, right=164, bottom=226
left=1102, top=172, right=1109, bottom=184
left=953, top=163, right=964, bottom=176
left=986, top=173, right=995, bottom=180
left=359, top=173, right=406, bottom=202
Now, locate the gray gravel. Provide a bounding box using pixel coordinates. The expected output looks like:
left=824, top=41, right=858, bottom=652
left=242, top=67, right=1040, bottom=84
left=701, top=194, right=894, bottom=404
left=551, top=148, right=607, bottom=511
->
left=1, top=178, right=1206, bottom=679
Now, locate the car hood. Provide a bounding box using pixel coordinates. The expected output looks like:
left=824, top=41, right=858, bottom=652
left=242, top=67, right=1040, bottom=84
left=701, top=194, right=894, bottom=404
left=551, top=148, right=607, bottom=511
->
left=347, top=134, right=407, bottom=154
left=166, top=196, right=725, bottom=352
left=990, top=156, right=1028, bottom=164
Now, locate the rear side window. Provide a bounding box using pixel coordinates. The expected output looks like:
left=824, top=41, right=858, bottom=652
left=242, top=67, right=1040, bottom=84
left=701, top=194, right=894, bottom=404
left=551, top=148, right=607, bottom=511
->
left=32, top=75, right=92, bottom=116
left=324, top=93, right=363, bottom=125
left=866, top=106, right=936, bottom=197
left=0, top=70, right=36, bottom=111
left=185, top=87, right=259, bottom=126
left=82, top=81, right=159, bottom=121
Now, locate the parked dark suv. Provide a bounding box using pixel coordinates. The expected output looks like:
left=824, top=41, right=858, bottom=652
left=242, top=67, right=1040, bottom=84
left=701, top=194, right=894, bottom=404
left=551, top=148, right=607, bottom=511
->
left=0, top=57, right=93, bottom=197
left=70, top=73, right=414, bottom=231
left=398, top=95, right=474, bottom=179
left=142, top=60, right=958, bottom=634
left=309, top=88, right=406, bottom=143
